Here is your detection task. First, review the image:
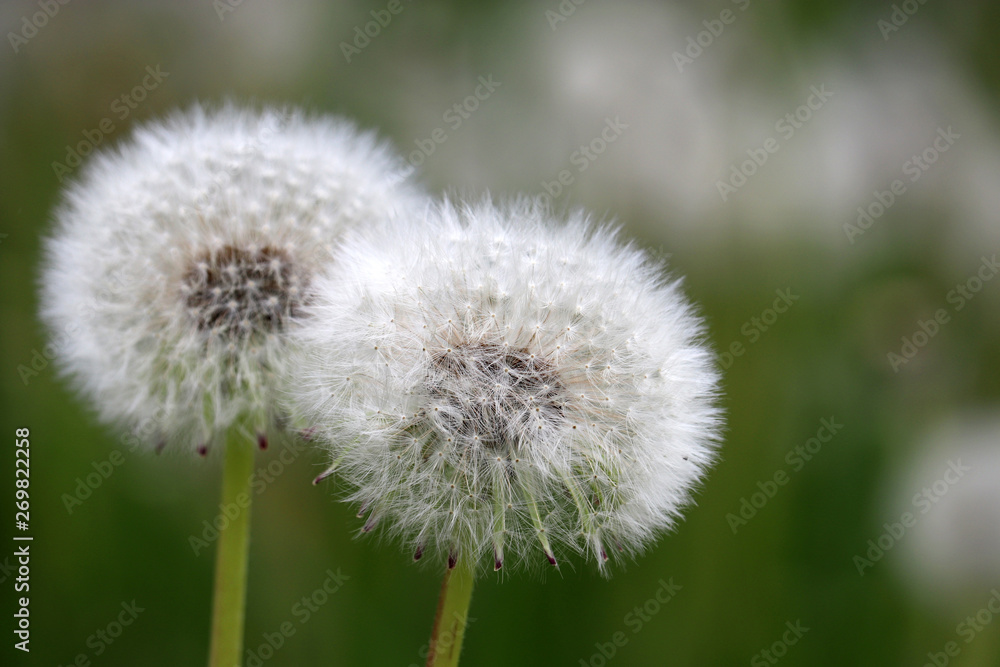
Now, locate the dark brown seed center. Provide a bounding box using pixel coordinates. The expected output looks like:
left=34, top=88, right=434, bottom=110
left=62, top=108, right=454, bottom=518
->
left=427, top=342, right=565, bottom=451
left=183, top=244, right=301, bottom=338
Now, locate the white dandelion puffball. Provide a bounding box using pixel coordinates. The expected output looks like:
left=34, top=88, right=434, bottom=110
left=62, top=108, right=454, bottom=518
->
left=289, top=199, right=722, bottom=572
left=41, top=104, right=425, bottom=453
left=895, top=412, right=1000, bottom=608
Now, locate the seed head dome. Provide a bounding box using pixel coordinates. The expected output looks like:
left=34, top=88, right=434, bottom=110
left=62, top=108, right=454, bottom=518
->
left=289, top=198, right=722, bottom=572
left=41, top=104, right=425, bottom=452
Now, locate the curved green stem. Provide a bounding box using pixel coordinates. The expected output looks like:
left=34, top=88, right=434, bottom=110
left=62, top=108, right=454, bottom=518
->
left=426, top=560, right=476, bottom=667
left=208, top=431, right=255, bottom=667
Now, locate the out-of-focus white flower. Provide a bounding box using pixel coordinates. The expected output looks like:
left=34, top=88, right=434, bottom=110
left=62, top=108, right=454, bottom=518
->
left=375, top=1, right=731, bottom=230
left=531, top=1, right=732, bottom=223
left=447, top=5, right=1000, bottom=256
left=894, top=412, right=1000, bottom=608
left=0, top=0, right=343, bottom=107
left=41, top=104, right=424, bottom=453
left=731, top=32, right=1000, bottom=249
left=288, top=198, right=722, bottom=573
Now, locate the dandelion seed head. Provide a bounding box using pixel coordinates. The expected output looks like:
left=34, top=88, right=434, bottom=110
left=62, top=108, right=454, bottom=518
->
left=41, top=103, right=424, bottom=452
left=895, top=412, right=1000, bottom=610
left=289, top=198, right=722, bottom=573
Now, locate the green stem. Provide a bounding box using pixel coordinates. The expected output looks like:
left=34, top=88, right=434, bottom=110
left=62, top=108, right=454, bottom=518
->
left=426, top=560, right=476, bottom=667
left=208, top=431, right=255, bottom=667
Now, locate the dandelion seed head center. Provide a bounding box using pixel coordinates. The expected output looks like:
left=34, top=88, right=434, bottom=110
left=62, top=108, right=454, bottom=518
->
left=425, top=342, right=565, bottom=453
left=184, top=244, right=302, bottom=337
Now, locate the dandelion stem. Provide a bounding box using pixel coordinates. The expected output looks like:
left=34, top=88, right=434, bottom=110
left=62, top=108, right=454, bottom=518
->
left=426, top=559, right=475, bottom=667
left=208, top=430, right=255, bottom=667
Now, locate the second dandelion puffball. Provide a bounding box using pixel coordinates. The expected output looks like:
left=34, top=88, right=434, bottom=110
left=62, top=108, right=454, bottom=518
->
left=288, top=199, right=722, bottom=572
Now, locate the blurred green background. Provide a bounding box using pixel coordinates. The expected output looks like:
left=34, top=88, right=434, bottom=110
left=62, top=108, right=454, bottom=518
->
left=3, top=1, right=1000, bottom=665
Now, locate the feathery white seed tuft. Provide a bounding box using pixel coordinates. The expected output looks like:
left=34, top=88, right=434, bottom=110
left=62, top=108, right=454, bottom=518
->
left=287, top=198, right=722, bottom=573
left=40, top=104, right=425, bottom=453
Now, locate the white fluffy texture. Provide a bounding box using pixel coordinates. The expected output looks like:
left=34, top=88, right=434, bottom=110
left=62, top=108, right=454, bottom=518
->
left=896, top=413, right=1000, bottom=609
left=41, top=104, right=425, bottom=452
left=288, top=199, right=721, bottom=573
